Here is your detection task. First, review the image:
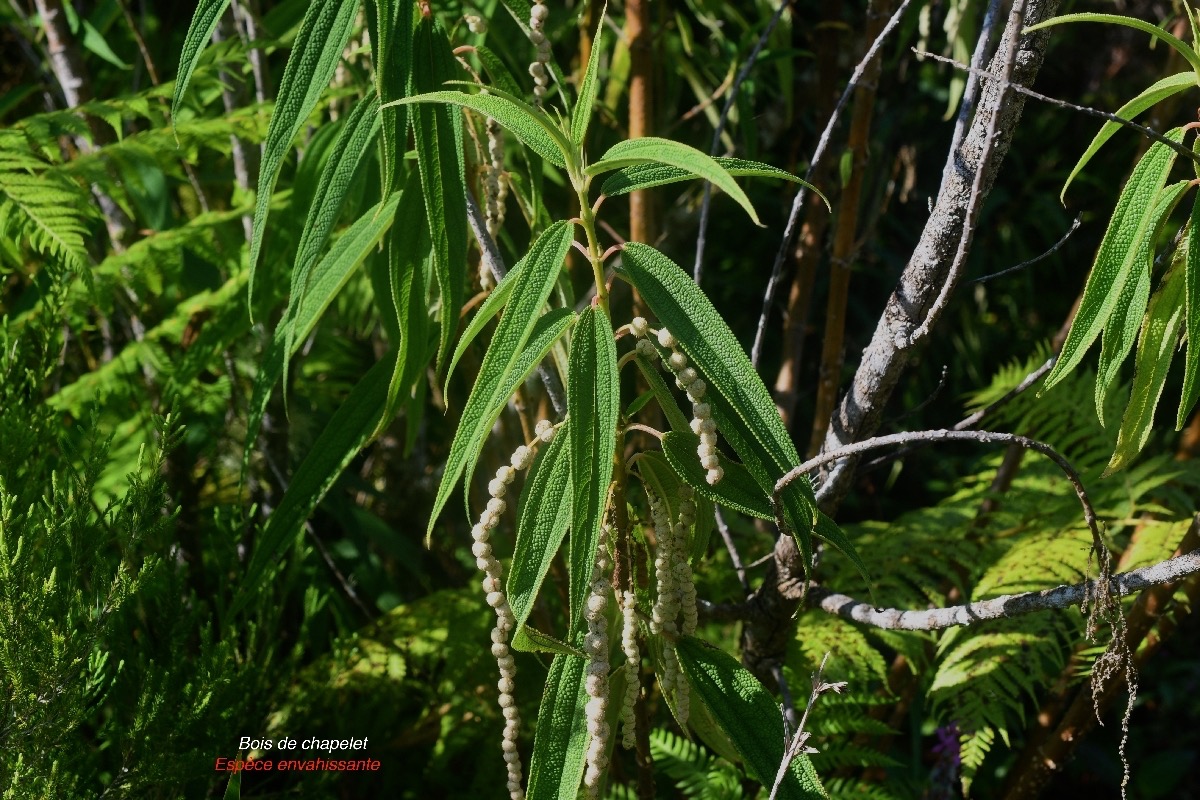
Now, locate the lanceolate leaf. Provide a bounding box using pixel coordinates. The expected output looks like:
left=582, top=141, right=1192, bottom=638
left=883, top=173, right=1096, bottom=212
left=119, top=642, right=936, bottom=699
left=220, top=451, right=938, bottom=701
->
left=367, top=0, right=413, bottom=194
left=511, top=625, right=586, bottom=657
left=568, top=306, right=619, bottom=637
left=676, top=637, right=827, bottom=799
left=601, top=157, right=828, bottom=209
left=426, top=221, right=574, bottom=540
left=474, top=45, right=525, bottom=98
left=447, top=252, right=524, bottom=385
left=570, top=4, right=606, bottom=146
left=1181, top=196, right=1200, bottom=427
left=246, top=192, right=403, bottom=465
left=527, top=654, right=589, bottom=800
left=231, top=355, right=393, bottom=618
left=1106, top=255, right=1187, bottom=475
left=384, top=90, right=570, bottom=168
left=171, top=0, right=232, bottom=123
left=1024, top=14, right=1200, bottom=74
left=283, top=92, right=382, bottom=394
left=1058, top=72, right=1194, bottom=202
left=1042, top=128, right=1184, bottom=394
left=1095, top=179, right=1191, bottom=424
left=508, top=425, right=571, bottom=641
left=410, top=16, right=469, bottom=368
left=633, top=354, right=691, bottom=432
left=662, top=431, right=772, bottom=520
left=248, top=0, right=359, bottom=311
left=588, top=138, right=763, bottom=226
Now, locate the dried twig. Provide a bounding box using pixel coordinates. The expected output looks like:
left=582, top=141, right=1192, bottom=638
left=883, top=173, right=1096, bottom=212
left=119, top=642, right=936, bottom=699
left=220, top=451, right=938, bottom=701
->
left=768, top=653, right=847, bottom=800
left=971, top=215, right=1081, bottom=284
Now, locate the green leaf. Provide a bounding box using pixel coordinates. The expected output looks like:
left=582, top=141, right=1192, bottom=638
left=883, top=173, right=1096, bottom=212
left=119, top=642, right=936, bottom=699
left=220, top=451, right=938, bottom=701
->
left=1058, top=72, right=1194, bottom=202
left=231, top=356, right=393, bottom=618
left=1106, top=254, right=1188, bottom=474
left=1042, top=127, right=1185, bottom=395
left=527, top=654, right=589, bottom=800
left=474, top=45, right=525, bottom=98
left=1024, top=14, right=1200, bottom=75
left=676, top=637, right=827, bottom=799
left=633, top=354, right=691, bottom=432
left=410, top=16, right=469, bottom=368
left=570, top=4, right=606, bottom=146
left=1181, top=196, right=1200, bottom=427
left=813, top=510, right=872, bottom=593
left=248, top=0, right=360, bottom=312
left=367, top=0, right=413, bottom=194
left=448, top=252, right=523, bottom=385
left=171, top=0, right=232, bottom=123
left=661, top=431, right=773, bottom=519
left=588, top=138, right=763, bottom=226
left=601, top=157, right=828, bottom=209
left=568, top=306, right=620, bottom=636
left=509, top=425, right=572, bottom=641
left=511, top=625, right=587, bottom=657
left=1095, top=179, right=1191, bottom=424
left=283, top=92, right=382, bottom=398
left=426, top=221, right=574, bottom=540
left=618, top=244, right=826, bottom=571
left=384, top=90, right=571, bottom=168
left=246, top=192, right=403, bottom=467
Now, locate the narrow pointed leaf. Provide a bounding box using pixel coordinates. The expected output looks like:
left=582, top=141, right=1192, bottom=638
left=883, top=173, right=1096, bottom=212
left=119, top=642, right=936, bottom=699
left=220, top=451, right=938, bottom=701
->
left=527, top=654, right=589, bottom=800
left=1024, top=14, right=1200, bottom=74
left=601, top=156, right=829, bottom=209
left=1058, top=72, right=1193, bottom=202
left=676, top=636, right=827, bottom=799
left=426, top=221, right=574, bottom=539
left=447, top=252, right=523, bottom=385
left=232, top=356, right=393, bottom=618
left=248, top=0, right=360, bottom=310
left=410, top=16, right=469, bottom=368
left=171, top=0, right=232, bottom=122
left=246, top=192, right=402, bottom=466
left=1095, top=179, right=1190, bottom=423
left=662, top=431, right=772, bottom=519
left=367, top=0, right=413, bottom=193
left=588, top=138, right=763, bottom=226
left=814, top=510, right=872, bottom=592
left=632, top=354, right=691, bottom=432
left=1181, top=197, right=1200, bottom=427
left=1106, top=257, right=1187, bottom=474
left=474, top=45, right=525, bottom=98
left=570, top=4, right=606, bottom=146
left=384, top=90, right=570, bottom=167
left=508, top=425, right=572, bottom=641
left=511, top=625, right=587, bottom=657
left=568, top=306, right=620, bottom=636
left=1042, top=127, right=1184, bottom=394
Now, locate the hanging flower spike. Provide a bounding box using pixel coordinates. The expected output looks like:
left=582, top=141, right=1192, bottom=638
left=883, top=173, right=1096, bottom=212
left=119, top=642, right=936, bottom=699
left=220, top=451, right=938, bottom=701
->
left=619, top=590, right=641, bottom=749
left=583, top=536, right=613, bottom=795
left=528, top=2, right=551, bottom=105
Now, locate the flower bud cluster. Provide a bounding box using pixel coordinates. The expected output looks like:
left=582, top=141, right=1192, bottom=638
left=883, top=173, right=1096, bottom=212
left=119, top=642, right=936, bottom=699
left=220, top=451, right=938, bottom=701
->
left=675, top=485, right=699, bottom=637
left=481, top=117, right=507, bottom=289
left=583, top=536, right=612, bottom=795
left=474, top=419, right=558, bottom=800
left=464, top=13, right=487, bottom=34
left=527, top=2, right=551, bottom=103
left=645, top=485, right=698, bottom=726
left=629, top=317, right=723, bottom=486
left=618, top=590, right=641, bottom=749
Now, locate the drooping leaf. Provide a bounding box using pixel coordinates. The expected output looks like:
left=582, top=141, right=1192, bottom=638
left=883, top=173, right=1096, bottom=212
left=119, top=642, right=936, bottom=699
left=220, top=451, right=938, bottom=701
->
left=676, top=636, right=827, bottom=799
left=246, top=192, right=403, bottom=466
left=601, top=157, right=828, bottom=209
left=570, top=4, right=607, bottom=146
left=1095, top=179, right=1191, bottom=424
left=231, top=355, right=394, bottom=618
left=447, top=252, right=524, bottom=385
left=661, top=431, right=772, bottom=520
left=1106, top=255, right=1188, bottom=474
left=1057, top=72, right=1194, bottom=202
left=384, top=90, right=571, bottom=168
left=1024, top=14, right=1200, bottom=74
left=426, top=221, right=574, bottom=540
left=367, top=0, right=413, bottom=193
left=410, top=16, right=469, bottom=368
left=588, top=138, right=763, bottom=226
left=568, top=306, right=620, bottom=636
left=1042, top=128, right=1184, bottom=394
left=632, top=354, right=691, bottom=432
left=508, top=425, right=571, bottom=641
left=511, top=625, right=587, bottom=657
left=1180, top=195, right=1200, bottom=427
left=527, top=654, right=589, bottom=800
left=474, top=45, right=525, bottom=98
left=248, top=0, right=360, bottom=311
left=171, top=0, right=232, bottom=124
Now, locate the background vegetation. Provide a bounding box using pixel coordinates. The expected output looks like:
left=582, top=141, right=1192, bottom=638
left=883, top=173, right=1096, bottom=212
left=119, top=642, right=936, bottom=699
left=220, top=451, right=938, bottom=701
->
left=2, top=0, right=1199, bottom=797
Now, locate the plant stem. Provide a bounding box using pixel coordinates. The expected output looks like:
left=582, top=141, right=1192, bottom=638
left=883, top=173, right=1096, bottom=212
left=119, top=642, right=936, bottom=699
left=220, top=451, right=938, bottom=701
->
left=576, top=186, right=610, bottom=313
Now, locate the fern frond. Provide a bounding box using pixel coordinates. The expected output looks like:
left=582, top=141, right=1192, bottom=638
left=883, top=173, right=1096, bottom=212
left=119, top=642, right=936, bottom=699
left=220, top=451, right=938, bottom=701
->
left=649, top=728, right=743, bottom=800
left=0, top=132, right=93, bottom=274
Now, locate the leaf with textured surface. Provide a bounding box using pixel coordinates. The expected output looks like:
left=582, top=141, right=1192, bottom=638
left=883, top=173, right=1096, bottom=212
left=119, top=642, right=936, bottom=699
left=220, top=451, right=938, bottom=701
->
left=601, top=157, right=827, bottom=208
left=367, top=0, right=413, bottom=194
left=1180, top=196, right=1200, bottom=428
left=568, top=306, right=619, bottom=637
left=248, top=0, right=359, bottom=311
left=171, top=0, right=232, bottom=123
left=676, top=637, right=827, bottom=799
left=447, top=252, right=523, bottom=385
left=1043, top=128, right=1184, bottom=394
left=426, top=222, right=573, bottom=539
left=527, top=654, right=589, bottom=800
left=570, top=4, right=606, bottom=146
left=588, top=138, right=762, bottom=225
left=662, top=431, right=772, bottom=520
